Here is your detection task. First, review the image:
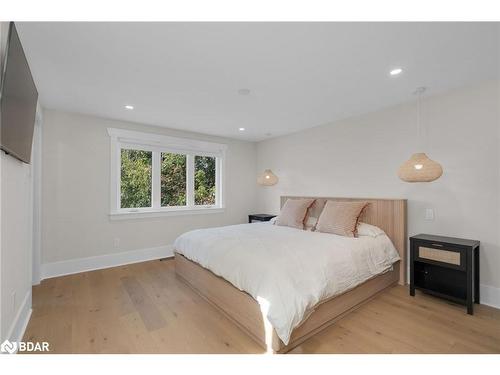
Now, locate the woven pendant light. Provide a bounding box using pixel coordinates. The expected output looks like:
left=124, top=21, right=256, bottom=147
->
left=398, top=87, right=443, bottom=183
left=257, top=169, right=278, bottom=186
left=398, top=152, right=443, bottom=182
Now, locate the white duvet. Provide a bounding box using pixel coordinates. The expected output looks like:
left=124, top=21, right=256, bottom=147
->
left=173, top=222, right=400, bottom=344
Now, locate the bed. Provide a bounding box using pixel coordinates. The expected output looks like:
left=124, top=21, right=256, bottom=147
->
left=174, top=196, right=407, bottom=353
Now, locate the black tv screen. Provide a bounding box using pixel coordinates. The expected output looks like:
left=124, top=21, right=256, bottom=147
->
left=0, top=22, right=38, bottom=164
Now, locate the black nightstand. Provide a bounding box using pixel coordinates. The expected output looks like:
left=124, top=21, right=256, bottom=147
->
left=410, top=234, right=480, bottom=314
left=248, top=214, right=276, bottom=223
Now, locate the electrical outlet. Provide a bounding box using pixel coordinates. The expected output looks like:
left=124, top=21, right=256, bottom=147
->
left=113, top=238, right=120, bottom=248
left=425, top=208, right=435, bottom=221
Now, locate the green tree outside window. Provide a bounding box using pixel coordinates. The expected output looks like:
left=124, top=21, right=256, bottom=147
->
left=161, top=152, right=187, bottom=206
left=120, top=149, right=152, bottom=208
left=195, top=156, right=216, bottom=205
left=120, top=149, right=217, bottom=208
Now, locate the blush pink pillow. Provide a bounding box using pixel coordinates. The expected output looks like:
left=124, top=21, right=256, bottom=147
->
left=275, top=198, right=315, bottom=229
left=315, top=201, right=368, bottom=237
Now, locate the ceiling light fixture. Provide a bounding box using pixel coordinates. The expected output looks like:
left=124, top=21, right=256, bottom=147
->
left=390, top=68, right=403, bottom=76
left=397, top=87, right=443, bottom=183
left=124, top=105, right=134, bottom=110
left=257, top=169, right=279, bottom=186
left=239, top=127, right=245, bottom=131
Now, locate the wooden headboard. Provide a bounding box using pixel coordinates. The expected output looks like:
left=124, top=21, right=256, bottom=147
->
left=280, top=196, right=407, bottom=285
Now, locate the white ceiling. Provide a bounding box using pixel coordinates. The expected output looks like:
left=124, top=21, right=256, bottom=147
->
left=17, top=22, right=499, bottom=141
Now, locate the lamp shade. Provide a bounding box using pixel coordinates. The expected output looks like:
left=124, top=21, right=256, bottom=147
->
left=257, top=169, right=278, bottom=186
left=398, top=153, right=443, bottom=182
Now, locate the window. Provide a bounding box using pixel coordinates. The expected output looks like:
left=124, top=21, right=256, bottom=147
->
left=108, top=128, right=226, bottom=218
left=161, top=152, right=187, bottom=207
left=120, top=149, right=152, bottom=208
left=194, top=155, right=216, bottom=205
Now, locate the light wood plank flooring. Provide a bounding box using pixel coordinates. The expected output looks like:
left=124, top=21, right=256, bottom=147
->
left=23, top=259, right=500, bottom=354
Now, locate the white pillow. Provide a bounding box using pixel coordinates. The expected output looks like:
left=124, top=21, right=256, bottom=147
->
left=304, top=216, right=318, bottom=231
left=268, top=216, right=315, bottom=228
left=357, top=222, right=385, bottom=237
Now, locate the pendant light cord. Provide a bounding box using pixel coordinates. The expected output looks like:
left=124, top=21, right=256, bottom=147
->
left=414, top=87, right=426, bottom=152
left=417, top=90, right=421, bottom=150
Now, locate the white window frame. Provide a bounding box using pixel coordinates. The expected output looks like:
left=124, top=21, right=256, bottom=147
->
left=107, top=128, right=226, bottom=220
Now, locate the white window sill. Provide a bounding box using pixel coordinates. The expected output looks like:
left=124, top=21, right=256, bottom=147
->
left=109, top=206, right=225, bottom=220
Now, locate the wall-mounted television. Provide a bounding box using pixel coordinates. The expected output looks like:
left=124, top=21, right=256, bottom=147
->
left=0, top=22, right=38, bottom=164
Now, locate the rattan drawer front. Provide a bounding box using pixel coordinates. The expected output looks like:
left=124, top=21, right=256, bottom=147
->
left=418, top=246, right=461, bottom=266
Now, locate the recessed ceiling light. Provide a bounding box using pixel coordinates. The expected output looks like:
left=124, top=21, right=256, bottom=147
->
left=390, top=68, right=403, bottom=76
left=124, top=105, right=134, bottom=110
left=237, top=88, right=251, bottom=96
left=239, top=127, right=245, bottom=131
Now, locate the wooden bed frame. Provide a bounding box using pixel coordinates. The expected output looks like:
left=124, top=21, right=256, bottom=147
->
left=175, top=196, right=407, bottom=353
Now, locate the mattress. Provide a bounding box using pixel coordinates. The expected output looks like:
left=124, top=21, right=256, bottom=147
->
left=173, top=222, right=400, bottom=344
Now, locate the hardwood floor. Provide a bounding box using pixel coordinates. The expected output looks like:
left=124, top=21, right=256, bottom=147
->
left=23, top=259, right=500, bottom=354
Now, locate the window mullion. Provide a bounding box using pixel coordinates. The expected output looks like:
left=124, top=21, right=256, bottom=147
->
left=186, top=154, right=194, bottom=207
left=152, top=151, right=161, bottom=209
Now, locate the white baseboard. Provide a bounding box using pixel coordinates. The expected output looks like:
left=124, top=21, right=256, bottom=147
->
left=41, top=245, right=174, bottom=280
left=4, top=290, right=32, bottom=348
left=480, top=284, right=500, bottom=309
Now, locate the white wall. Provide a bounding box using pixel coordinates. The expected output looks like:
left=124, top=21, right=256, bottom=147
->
left=41, top=110, right=257, bottom=268
left=0, top=21, right=34, bottom=342
left=0, top=153, right=33, bottom=341
left=256, top=80, right=500, bottom=305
